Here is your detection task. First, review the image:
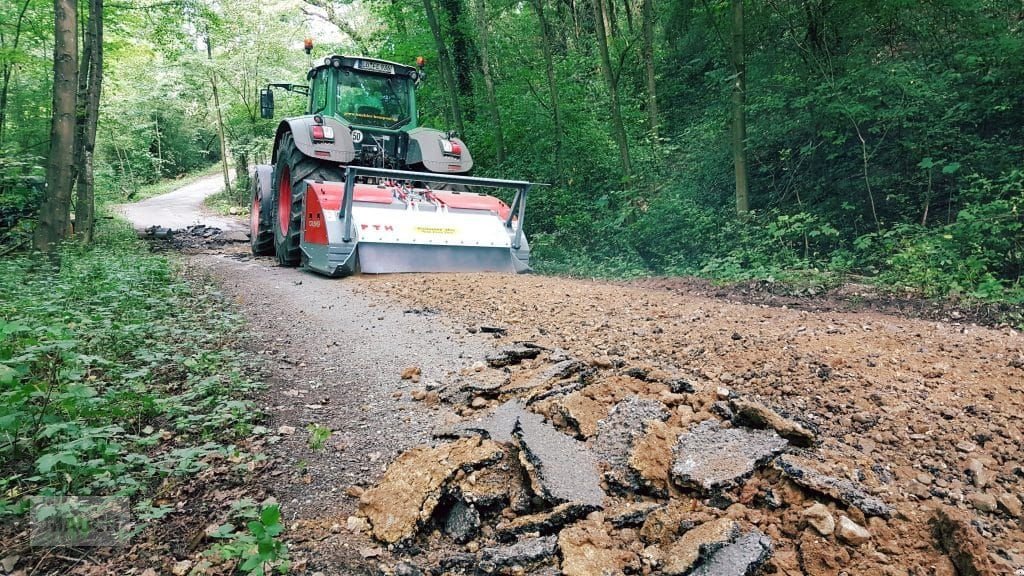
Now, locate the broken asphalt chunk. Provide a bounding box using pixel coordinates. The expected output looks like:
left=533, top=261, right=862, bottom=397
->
left=688, top=528, right=773, bottom=576
left=607, top=501, right=664, bottom=528
left=357, top=437, right=505, bottom=544
left=730, top=398, right=816, bottom=447
left=495, top=501, right=598, bottom=539
left=478, top=535, right=558, bottom=573
left=513, top=409, right=605, bottom=507
left=559, top=518, right=640, bottom=576
left=486, top=345, right=541, bottom=368
left=774, top=454, right=892, bottom=518
left=594, top=396, right=670, bottom=491
left=661, top=518, right=740, bottom=575
left=671, top=420, right=788, bottom=493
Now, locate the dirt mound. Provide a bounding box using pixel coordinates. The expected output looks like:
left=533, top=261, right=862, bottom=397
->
left=345, top=273, right=1023, bottom=575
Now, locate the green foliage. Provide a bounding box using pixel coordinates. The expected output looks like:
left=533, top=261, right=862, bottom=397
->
left=0, top=221, right=263, bottom=520
left=206, top=500, right=290, bottom=576
left=306, top=424, right=332, bottom=452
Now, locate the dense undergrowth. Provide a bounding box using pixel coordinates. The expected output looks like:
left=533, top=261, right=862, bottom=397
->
left=0, top=221, right=265, bottom=542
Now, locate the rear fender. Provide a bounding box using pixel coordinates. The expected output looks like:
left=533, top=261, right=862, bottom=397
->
left=272, top=116, right=356, bottom=178
left=406, top=128, right=474, bottom=174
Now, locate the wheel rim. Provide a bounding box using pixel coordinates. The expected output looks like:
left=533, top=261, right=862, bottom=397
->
left=250, top=193, right=260, bottom=238
left=277, top=166, right=291, bottom=235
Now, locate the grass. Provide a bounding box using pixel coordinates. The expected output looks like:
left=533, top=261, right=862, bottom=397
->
left=0, top=219, right=265, bottom=537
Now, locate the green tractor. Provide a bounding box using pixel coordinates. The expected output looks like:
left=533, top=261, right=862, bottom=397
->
left=252, top=54, right=531, bottom=276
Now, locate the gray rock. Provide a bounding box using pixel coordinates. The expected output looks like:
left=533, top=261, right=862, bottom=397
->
left=689, top=529, right=773, bottom=576
left=486, top=345, right=541, bottom=368
left=444, top=500, right=481, bottom=544
left=514, top=410, right=605, bottom=507
left=671, top=420, right=788, bottom=493
left=394, top=561, right=424, bottom=576
left=593, top=396, right=669, bottom=491
left=836, top=515, right=871, bottom=545
left=774, top=454, right=892, bottom=518
left=479, top=535, right=558, bottom=572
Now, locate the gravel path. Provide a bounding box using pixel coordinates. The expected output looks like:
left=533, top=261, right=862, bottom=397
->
left=117, top=173, right=244, bottom=232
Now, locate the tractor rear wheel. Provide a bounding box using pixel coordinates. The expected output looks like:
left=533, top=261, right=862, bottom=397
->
left=272, top=132, right=344, bottom=266
left=250, top=165, right=274, bottom=255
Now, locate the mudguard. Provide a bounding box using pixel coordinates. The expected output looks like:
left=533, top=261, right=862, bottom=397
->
left=406, top=128, right=474, bottom=174
left=272, top=116, right=356, bottom=165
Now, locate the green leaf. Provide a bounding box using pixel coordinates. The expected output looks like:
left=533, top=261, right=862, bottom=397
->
left=942, top=162, right=961, bottom=174
left=260, top=505, right=281, bottom=527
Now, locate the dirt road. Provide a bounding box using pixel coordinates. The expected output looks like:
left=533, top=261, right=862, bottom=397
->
left=117, top=173, right=243, bottom=232
left=123, top=184, right=1024, bottom=576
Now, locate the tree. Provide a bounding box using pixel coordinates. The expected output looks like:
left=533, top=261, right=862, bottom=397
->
left=73, top=0, right=103, bottom=243
left=474, top=0, right=505, bottom=163
left=592, top=0, right=630, bottom=177
left=641, top=0, right=658, bottom=139
left=527, top=0, right=563, bottom=165
left=423, top=0, right=464, bottom=134
left=0, top=0, right=33, bottom=148
left=731, top=0, right=748, bottom=214
left=34, top=0, right=78, bottom=251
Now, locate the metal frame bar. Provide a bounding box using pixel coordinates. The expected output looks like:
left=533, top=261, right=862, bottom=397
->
left=338, top=166, right=535, bottom=249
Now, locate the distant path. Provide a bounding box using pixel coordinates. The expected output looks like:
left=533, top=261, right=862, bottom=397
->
left=117, top=173, right=244, bottom=232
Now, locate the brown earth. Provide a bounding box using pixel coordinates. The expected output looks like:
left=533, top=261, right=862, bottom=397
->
left=343, top=273, right=1024, bottom=575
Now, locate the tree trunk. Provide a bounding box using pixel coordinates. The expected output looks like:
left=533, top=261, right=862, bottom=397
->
left=441, top=0, right=474, bottom=117
left=641, top=0, right=658, bottom=139
left=34, top=0, right=78, bottom=252
left=74, top=0, right=103, bottom=243
left=206, top=33, right=231, bottom=193
left=592, top=0, right=630, bottom=177
left=731, top=0, right=749, bottom=214
left=474, top=0, right=505, bottom=163
left=528, top=0, right=563, bottom=164
left=423, top=0, right=464, bottom=134
left=0, top=0, right=32, bottom=148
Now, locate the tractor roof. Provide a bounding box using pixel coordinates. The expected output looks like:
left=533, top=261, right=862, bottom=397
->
left=308, top=55, right=419, bottom=80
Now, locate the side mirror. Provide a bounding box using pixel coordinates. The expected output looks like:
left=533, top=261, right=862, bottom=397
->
left=260, top=88, right=275, bottom=119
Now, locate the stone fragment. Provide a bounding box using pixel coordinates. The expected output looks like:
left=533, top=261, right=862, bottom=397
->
left=930, top=506, right=996, bottom=576
left=775, top=454, right=892, bottom=518
left=688, top=529, right=773, bottom=576
left=358, top=437, right=505, bottom=544
left=661, top=518, right=740, bottom=575
left=968, top=492, right=998, bottom=513
left=393, top=561, right=424, bottom=576
left=171, top=560, right=192, bottom=576
left=558, top=518, right=640, bottom=576
left=801, top=502, right=835, bottom=536
left=730, top=398, right=816, bottom=447
left=607, top=502, right=664, bottom=528
left=401, top=366, right=421, bottom=380
left=478, top=535, right=558, bottom=572
left=444, top=500, right=481, bottom=544
left=495, top=502, right=598, bottom=538
left=594, top=396, right=669, bottom=491
left=836, top=515, right=871, bottom=546
left=346, top=515, right=369, bottom=533
left=555, top=391, right=609, bottom=438
left=966, top=458, right=990, bottom=488
left=997, top=493, right=1022, bottom=517
left=455, top=457, right=519, bottom=511
left=514, top=411, right=605, bottom=507
left=277, top=425, right=296, bottom=435
left=640, top=501, right=701, bottom=546
left=671, top=420, right=788, bottom=493
left=486, top=345, right=541, bottom=368
left=471, top=396, right=488, bottom=409
left=504, top=359, right=585, bottom=395
left=629, top=420, right=682, bottom=496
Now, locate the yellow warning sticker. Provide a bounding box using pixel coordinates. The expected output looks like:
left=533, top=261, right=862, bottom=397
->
left=415, top=226, right=458, bottom=235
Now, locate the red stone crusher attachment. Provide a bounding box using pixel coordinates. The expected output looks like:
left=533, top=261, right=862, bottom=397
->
left=252, top=165, right=532, bottom=276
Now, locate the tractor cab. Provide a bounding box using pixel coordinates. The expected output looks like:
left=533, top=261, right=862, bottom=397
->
left=307, top=56, right=421, bottom=131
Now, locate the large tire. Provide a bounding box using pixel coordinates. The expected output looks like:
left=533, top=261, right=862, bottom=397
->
left=250, top=165, right=274, bottom=255
left=272, top=133, right=344, bottom=266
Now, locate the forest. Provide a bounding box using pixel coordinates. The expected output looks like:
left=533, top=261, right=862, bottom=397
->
left=1, top=0, right=1022, bottom=297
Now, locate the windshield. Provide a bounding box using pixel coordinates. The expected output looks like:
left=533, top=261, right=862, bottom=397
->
left=336, top=70, right=412, bottom=129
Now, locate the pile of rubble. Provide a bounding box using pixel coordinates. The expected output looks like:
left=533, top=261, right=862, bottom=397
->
left=142, top=224, right=248, bottom=250
left=346, top=344, right=999, bottom=575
